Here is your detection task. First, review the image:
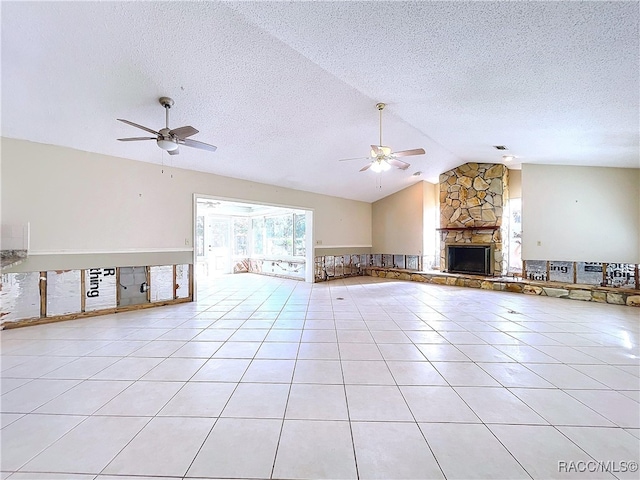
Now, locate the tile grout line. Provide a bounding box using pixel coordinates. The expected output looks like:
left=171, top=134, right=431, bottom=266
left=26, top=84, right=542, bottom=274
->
left=359, top=284, right=448, bottom=480
left=333, top=283, right=361, bottom=480
left=186, top=275, right=291, bottom=479
left=268, top=283, right=308, bottom=480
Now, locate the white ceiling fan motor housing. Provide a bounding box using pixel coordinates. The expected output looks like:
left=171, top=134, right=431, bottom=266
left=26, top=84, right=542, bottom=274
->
left=157, top=128, right=178, bottom=151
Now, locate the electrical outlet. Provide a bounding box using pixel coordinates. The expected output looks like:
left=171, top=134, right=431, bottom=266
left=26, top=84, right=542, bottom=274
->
left=316, top=240, right=323, bottom=245
left=185, top=238, right=190, bottom=246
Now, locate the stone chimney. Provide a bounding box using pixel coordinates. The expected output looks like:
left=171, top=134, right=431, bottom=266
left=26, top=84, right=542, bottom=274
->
left=439, top=163, right=509, bottom=275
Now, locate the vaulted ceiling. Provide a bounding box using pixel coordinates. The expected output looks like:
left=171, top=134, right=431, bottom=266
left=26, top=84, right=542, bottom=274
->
left=2, top=1, right=638, bottom=202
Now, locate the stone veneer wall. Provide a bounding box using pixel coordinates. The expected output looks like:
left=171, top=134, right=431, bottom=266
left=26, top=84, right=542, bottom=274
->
left=439, top=163, right=509, bottom=275
left=365, top=268, right=640, bottom=307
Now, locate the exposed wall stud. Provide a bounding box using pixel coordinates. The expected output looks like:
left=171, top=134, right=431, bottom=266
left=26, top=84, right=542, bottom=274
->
left=145, top=267, right=151, bottom=303
left=173, top=264, right=178, bottom=300
left=39, top=271, right=47, bottom=318
left=546, top=261, right=550, bottom=282
left=116, top=268, right=121, bottom=307
left=80, top=269, right=86, bottom=312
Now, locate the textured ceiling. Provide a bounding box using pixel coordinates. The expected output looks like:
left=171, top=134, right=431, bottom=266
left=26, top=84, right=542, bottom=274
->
left=2, top=1, right=638, bottom=203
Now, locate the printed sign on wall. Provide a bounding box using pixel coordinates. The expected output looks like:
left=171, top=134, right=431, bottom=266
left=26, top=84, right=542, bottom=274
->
left=548, top=261, right=573, bottom=283
left=525, top=260, right=547, bottom=281
left=605, top=263, right=636, bottom=288
left=85, top=268, right=117, bottom=311
left=576, top=262, right=603, bottom=285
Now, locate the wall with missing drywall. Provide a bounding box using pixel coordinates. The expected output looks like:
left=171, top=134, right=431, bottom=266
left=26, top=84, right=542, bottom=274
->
left=2, top=138, right=372, bottom=272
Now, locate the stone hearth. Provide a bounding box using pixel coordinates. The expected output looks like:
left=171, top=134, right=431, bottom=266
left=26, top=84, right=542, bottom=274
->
left=439, top=163, right=509, bottom=275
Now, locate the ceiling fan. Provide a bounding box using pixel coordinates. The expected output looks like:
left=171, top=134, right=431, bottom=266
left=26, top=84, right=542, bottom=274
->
left=117, top=97, right=217, bottom=155
left=339, top=103, right=425, bottom=172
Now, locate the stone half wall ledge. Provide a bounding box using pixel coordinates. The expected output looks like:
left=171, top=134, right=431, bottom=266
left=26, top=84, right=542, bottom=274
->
left=365, top=267, right=640, bottom=308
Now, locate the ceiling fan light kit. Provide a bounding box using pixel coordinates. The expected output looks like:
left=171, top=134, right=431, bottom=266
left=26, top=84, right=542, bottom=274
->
left=340, top=102, right=425, bottom=173
left=157, top=137, right=179, bottom=152
left=371, top=159, right=392, bottom=173
left=117, top=97, right=217, bottom=155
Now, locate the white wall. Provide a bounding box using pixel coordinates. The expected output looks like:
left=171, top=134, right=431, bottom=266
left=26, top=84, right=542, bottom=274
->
left=422, top=181, right=438, bottom=266
left=521, top=164, right=640, bottom=263
left=372, top=181, right=426, bottom=255
left=508, top=168, right=522, bottom=198
left=2, top=138, right=372, bottom=271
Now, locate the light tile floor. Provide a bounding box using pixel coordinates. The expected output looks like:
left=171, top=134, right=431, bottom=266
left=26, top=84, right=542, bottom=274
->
left=1, top=273, right=639, bottom=479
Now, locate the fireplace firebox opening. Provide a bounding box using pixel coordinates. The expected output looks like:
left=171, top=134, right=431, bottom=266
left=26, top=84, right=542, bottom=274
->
left=446, top=244, right=494, bottom=276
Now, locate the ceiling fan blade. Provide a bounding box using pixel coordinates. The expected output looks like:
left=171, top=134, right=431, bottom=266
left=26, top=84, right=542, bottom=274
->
left=393, top=148, right=425, bottom=158
left=117, top=137, right=156, bottom=142
left=169, top=126, right=199, bottom=139
left=168, top=148, right=180, bottom=156
left=181, top=138, right=217, bottom=152
left=117, top=118, right=159, bottom=135
left=387, top=158, right=411, bottom=170
left=371, top=145, right=381, bottom=155
left=359, top=163, right=372, bottom=172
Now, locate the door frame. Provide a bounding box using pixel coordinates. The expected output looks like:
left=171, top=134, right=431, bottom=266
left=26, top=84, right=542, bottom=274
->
left=193, top=194, right=315, bottom=300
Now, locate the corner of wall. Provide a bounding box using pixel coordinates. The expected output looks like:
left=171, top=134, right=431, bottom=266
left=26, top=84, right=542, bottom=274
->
left=371, top=182, right=425, bottom=254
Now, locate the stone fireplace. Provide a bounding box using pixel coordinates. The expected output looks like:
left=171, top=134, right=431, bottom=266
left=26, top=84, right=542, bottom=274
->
left=439, top=163, right=509, bottom=276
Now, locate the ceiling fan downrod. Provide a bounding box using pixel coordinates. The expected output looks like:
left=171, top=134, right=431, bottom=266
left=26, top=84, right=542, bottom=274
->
left=159, top=96, right=174, bottom=129
left=376, top=102, right=385, bottom=147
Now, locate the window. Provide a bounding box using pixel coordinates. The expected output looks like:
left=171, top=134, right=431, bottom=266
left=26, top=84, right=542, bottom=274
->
left=195, top=215, right=205, bottom=256
left=252, top=217, right=264, bottom=255
left=294, top=213, right=306, bottom=256
left=507, top=198, right=522, bottom=273
left=266, top=214, right=293, bottom=256
left=251, top=211, right=306, bottom=258
left=233, top=217, right=249, bottom=256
